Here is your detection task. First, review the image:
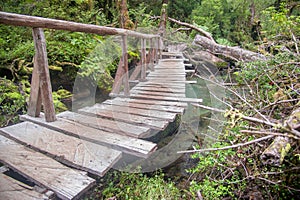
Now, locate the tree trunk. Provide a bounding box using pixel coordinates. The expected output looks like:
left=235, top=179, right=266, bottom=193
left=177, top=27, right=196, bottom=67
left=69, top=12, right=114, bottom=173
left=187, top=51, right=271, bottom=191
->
left=193, top=34, right=267, bottom=62
left=116, top=0, right=134, bottom=29
left=261, top=107, right=300, bottom=166
left=158, top=0, right=168, bottom=37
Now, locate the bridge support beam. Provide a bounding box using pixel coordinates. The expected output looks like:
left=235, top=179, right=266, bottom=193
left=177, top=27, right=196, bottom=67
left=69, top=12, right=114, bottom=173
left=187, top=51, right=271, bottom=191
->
left=28, top=28, right=56, bottom=122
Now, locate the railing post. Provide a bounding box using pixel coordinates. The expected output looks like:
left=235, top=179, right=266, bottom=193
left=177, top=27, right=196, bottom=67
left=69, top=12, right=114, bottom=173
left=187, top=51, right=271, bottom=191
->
left=157, top=37, right=162, bottom=61
left=140, top=38, right=147, bottom=81
left=122, top=35, right=130, bottom=96
left=149, top=38, right=154, bottom=71
left=28, top=28, right=56, bottom=122
left=27, top=58, right=42, bottom=117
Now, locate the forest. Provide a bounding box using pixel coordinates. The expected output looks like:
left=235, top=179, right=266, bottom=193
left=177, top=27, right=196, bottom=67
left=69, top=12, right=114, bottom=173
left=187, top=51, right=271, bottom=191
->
left=0, top=0, right=300, bottom=199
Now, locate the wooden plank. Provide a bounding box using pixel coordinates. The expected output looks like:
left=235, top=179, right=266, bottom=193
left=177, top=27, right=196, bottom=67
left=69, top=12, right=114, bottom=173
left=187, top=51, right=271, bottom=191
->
left=32, top=28, right=56, bottom=122
left=61, top=109, right=150, bottom=137
left=130, top=90, right=185, bottom=98
left=185, top=70, right=195, bottom=73
left=57, top=111, right=150, bottom=138
left=145, top=80, right=197, bottom=84
left=148, top=73, right=187, bottom=76
left=21, top=113, right=157, bottom=156
left=136, top=82, right=186, bottom=89
left=0, top=134, right=95, bottom=200
left=147, top=77, right=186, bottom=81
left=151, top=70, right=185, bottom=73
left=0, top=173, right=53, bottom=200
left=0, top=173, right=51, bottom=200
left=130, top=94, right=203, bottom=103
left=79, top=106, right=169, bottom=130
left=1, top=122, right=122, bottom=177
left=148, top=73, right=186, bottom=76
left=91, top=103, right=177, bottom=121
left=132, top=86, right=185, bottom=94
left=103, top=99, right=184, bottom=113
left=113, top=97, right=188, bottom=107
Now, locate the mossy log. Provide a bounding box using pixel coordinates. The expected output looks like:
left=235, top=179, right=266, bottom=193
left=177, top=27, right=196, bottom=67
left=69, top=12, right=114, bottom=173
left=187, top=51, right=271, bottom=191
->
left=261, top=108, right=300, bottom=166
left=260, top=136, right=291, bottom=166
left=193, top=34, right=267, bottom=62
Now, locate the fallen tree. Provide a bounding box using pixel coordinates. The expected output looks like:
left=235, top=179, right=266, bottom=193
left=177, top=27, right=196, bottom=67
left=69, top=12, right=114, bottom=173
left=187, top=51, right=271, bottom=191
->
left=193, top=34, right=267, bottom=62
left=151, top=16, right=267, bottom=62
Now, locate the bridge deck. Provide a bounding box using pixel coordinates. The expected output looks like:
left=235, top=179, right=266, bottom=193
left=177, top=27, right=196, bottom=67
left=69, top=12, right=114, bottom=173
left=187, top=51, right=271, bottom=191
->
left=0, top=55, right=201, bottom=199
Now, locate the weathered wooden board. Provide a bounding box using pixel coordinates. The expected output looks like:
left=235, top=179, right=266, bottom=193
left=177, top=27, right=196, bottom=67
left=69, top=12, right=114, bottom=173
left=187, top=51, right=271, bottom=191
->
left=130, top=93, right=202, bottom=103
left=103, top=99, right=184, bottom=113
left=148, top=73, right=186, bottom=76
left=55, top=110, right=150, bottom=137
left=79, top=106, right=169, bottom=130
left=132, top=86, right=185, bottom=94
left=0, top=134, right=95, bottom=200
left=57, top=111, right=150, bottom=138
left=130, top=90, right=186, bottom=98
left=147, top=77, right=186, bottom=81
left=154, top=66, right=185, bottom=69
left=185, top=70, right=195, bottom=73
left=90, top=103, right=177, bottom=121
left=136, top=82, right=186, bottom=89
left=161, top=52, right=183, bottom=57
left=1, top=122, right=122, bottom=177
left=21, top=114, right=157, bottom=156
left=145, top=79, right=196, bottom=84
left=0, top=173, right=52, bottom=200
left=113, top=97, right=188, bottom=107
left=148, top=73, right=186, bottom=77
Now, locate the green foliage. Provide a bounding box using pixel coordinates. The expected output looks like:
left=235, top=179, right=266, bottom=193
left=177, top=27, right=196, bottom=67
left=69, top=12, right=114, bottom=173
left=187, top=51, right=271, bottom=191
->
left=52, top=88, right=72, bottom=113
left=98, top=171, right=182, bottom=200
left=235, top=53, right=300, bottom=106
left=188, top=123, right=300, bottom=199
left=261, top=3, right=300, bottom=39
left=129, top=2, right=157, bottom=28
left=0, top=78, right=27, bottom=127
left=78, top=37, right=121, bottom=92
left=189, top=142, right=238, bottom=199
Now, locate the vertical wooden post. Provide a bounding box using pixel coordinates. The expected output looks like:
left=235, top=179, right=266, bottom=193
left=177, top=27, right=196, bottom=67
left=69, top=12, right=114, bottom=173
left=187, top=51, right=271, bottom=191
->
left=141, top=38, right=146, bottom=81
left=157, top=37, right=162, bottom=60
left=122, top=35, right=130, bottom=96
left=28, top=57, right=42, bottom=117
left=110, top=60, right=124, bottom=95
left=154, top=38, right=158, bottom=64
left=149, top=38, right=154, bottom=71
left=30, top=28, right=56, bottom=122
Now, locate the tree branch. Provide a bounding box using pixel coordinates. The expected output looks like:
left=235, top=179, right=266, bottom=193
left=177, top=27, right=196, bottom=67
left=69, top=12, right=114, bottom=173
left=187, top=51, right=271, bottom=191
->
left=150, top=16, right=215, bottom=42
left=178, top=135, right=274, bottom=154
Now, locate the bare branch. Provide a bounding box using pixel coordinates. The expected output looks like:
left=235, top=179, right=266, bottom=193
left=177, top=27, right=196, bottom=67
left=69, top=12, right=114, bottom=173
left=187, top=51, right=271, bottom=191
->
left=178, top=135, right=274, bottom=154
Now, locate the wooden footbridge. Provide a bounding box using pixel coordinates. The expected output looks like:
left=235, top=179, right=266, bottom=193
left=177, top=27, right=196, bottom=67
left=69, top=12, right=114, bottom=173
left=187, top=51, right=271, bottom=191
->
left=0, top=12, right=202, bottom=199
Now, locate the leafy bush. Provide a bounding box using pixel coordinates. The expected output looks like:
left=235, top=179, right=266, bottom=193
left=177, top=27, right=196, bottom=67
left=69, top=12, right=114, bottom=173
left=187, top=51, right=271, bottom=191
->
left=0, top=78, right=27, bottom=127
left=91, top=171, right=182, bottom=200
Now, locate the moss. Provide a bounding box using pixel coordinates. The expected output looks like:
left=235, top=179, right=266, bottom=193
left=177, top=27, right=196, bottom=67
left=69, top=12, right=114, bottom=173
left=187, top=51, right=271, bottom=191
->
left=0, top=78, right=27, bottom=127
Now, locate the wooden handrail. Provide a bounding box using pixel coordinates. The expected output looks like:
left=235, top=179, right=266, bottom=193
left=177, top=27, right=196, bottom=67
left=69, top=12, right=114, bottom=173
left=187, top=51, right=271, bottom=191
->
left=0, top=12, right=159, bottom=39
left=0, top=11, right=162, bottom=121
